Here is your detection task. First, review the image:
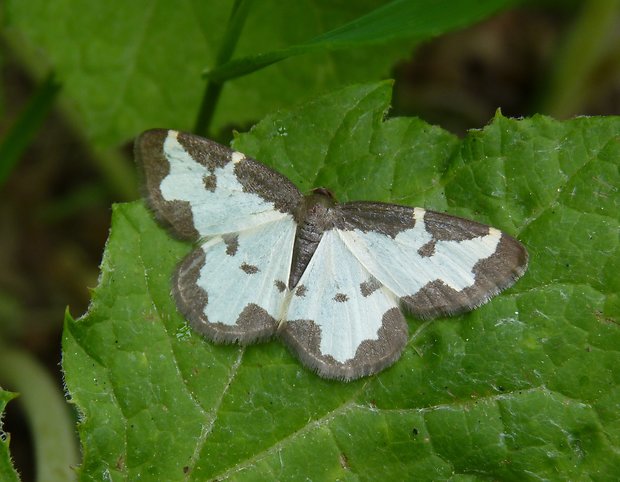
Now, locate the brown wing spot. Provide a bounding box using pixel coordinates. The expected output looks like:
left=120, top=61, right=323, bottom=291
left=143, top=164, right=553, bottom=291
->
left=334, top=293, right=349, bottom=303
left=274, top=280, right=287, bottom=292
left=295, top=285, right=307, bottom=297
left=176, top=131, right=229, bottom=169
left=360, top=276, right=382, bottom=297
left=424, top=211, right=490, bottom=241
left=202, top=173, right=217, bottom=192
left=222, top=234, right=239, bottom=256
left=240, top=262, right=259, bottom=274
left=417, top=240, right=436, bottom=258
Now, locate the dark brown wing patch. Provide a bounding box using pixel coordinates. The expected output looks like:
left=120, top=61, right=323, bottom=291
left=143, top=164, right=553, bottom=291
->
left=280, top=308, right=408, bottom=381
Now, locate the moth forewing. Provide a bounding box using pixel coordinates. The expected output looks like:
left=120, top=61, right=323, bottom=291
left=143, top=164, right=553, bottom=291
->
left=337, top=205, right=528, bottom=319
left=135, top=129, right=302, bottom=239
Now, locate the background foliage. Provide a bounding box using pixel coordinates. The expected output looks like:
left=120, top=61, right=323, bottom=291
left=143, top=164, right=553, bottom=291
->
left=4, top=0, right=516, bottom=147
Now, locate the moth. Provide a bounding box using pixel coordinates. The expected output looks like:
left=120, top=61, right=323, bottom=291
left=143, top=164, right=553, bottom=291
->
left=136, top=129, right=528, bottom=381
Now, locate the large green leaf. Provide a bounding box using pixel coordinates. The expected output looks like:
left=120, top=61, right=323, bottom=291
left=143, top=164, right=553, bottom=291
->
left=63, top=82, right=620, bottom=480
left=4, top=0, right=516, bottom=146
left=0, top=389, right=19, bottom=482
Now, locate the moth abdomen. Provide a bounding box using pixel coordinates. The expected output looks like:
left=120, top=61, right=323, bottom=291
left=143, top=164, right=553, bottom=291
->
left=288, top=189, right=338, bottom=288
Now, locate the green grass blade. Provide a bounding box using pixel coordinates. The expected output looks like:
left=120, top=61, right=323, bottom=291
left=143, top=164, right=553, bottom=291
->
left=0, top=73, right=60, bottom=188
left=205, top=0, right=519, bottom=83
left=541, top=0, right=620, bottom=118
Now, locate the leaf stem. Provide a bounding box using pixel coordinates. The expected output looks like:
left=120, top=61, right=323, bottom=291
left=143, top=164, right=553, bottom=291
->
left=194, top=0, right=252, bottom=137
left=0, top=345, right=79, bottom=482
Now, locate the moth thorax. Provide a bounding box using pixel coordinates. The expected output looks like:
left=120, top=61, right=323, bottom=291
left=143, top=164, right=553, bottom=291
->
left=288, top=188, right=337, bottom=288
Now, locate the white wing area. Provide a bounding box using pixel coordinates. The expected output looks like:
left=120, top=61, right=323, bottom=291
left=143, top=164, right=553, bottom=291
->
left=160, top=131, right=288, bottom=237
left=286, top=230, right=398, bottom=363
left=198, top=218, right=296, bottom=325
left=338, top=223, right=502, bottom=298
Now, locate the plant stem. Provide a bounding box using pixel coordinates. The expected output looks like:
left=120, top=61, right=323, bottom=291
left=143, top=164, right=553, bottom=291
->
left=541, top=0, right=620, bottom=118
left=194, top=0, right=252, bottom=137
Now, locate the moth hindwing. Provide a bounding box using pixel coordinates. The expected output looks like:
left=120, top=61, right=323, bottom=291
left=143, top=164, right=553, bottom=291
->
left=135, top=129, right=528, bottom=381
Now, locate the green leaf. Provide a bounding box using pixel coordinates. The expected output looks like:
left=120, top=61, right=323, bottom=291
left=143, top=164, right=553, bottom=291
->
left=63, top=82, right=620, bottom=480
left=4, top=0, right=514, bottom=146
left=0, top=389, right=20, bottom=482
left=206, top=0, right=519, bottom=82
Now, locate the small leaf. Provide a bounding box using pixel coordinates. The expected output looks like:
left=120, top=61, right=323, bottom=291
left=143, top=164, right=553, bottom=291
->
left=64, top=82, right=620, bottom=479
left=0, top=389, right=20, bottom=482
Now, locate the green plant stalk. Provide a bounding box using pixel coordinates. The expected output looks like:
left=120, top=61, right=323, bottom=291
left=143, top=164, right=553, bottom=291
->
left=0, top=73, right=60, bottom=188
left=0, top=344, right=79, bottom=482
left=542, top=0, right=620, bottom=118
left=194, top=0, right=253, bottom=137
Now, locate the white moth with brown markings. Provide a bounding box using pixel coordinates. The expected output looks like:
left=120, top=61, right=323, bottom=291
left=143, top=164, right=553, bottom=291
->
left=136, top=129, right=528, bottom=381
